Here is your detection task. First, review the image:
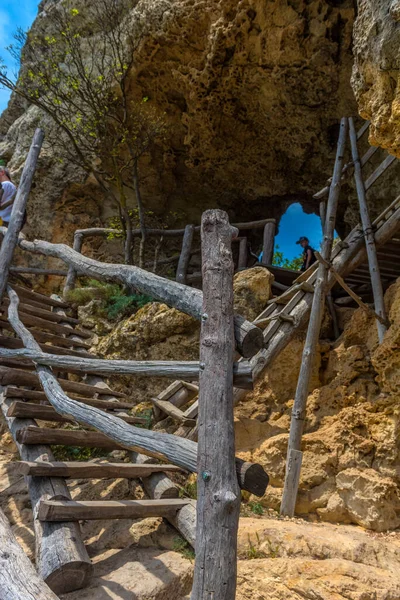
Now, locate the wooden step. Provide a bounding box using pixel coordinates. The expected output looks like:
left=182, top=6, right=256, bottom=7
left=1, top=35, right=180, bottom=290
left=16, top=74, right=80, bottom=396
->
left=0, top=321, right=91, bottom=349
left=2, top=299, right=80, bottom=326
left=38, top=499, right=191, bottom=521
left=0, top=367, right=126, bottom=398
left=16, top=426, right=124, bottom=449
left=5, top=387, right=135, bottom=411
left=150, top=397, right=196, bottom=427
left=11, top=284, right=70, bottom=309
left=0, top=311, right=92, bottom=339
left=0, top=335, right=92, bottom=358
left=17, top=461, right=182, bottom=478
left=7, top=401, right=147, bottom=426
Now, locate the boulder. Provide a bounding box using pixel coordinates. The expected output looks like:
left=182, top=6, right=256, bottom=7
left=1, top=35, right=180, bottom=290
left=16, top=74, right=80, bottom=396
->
left=233, top=267, right=274, bottom=321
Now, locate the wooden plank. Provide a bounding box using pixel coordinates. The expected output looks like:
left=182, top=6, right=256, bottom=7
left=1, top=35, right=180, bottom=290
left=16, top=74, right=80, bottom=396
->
left=12, top=283, right=70, bottom=308
left=0, top=321, right=91, bottom=349
left=357, top=119, right=370, bottom=139
left=281, top=117, right=348, bottom=518
left=16, top=426, right=123, bottom=449
left=176, top=224, right=194, bottom=285
left=0, top=311, right=91, bottom=339
left=5, top=387, right=135, bottom=410
left=7, top=401, right=147, bottom=426
left=0, top=130, right=45, bottom=301
left=364, top=154, right=397, bottom=191
left=238, top=237, right=248, bottom=270
left=0, top=508, right=59, bottom=600
left=2, top=298, right=80, bottom=325
left=150, top=397, right=196, bottom=426
left=0, top=348, right=253, bottom=388
left=191, top=209, right=241, bottom=600
left=0, top=335, right=92, bottom=358
left=0, top=366, right=127, bottom=398
left=39, top=498, right=191, bottom=521
left=0, top=393, right=92, bottom=594
left=17, top=460, right=182, bottom=478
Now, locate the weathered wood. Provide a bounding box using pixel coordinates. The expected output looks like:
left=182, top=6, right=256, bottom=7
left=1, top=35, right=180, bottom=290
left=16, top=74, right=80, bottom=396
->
left=261, top=221, right=276, bottom=266
left=0, top=508, right=59, bottom=600
left=191, top=209, right=241, bottom=600
left=176, top=224, right=195, bottom=285
left=16, top=426, right=124, bottom=448
left=17, top=460, right=182, bottom=478
left=320, top=200, right=326, bottom=230
left=0, top=335, right=91, bottom=358
left=7, top=401, right=146, bottom=425
left=0, top=348, right=253, bottom=388
left=10, top=267, right=68, bottom=276
left=13, top=237, right=263, bottom=358
left=64, top=232, right=84, bottom=296
left=0, top=310, right=91, bottom=339
left=0, top=129, right=44, bottom=301
left=2, top=298, right=79, bottom=325
left=281, top=117, right=348, bottom=517
left=130, top=451, right=181, bottom=499
left=4, top=386, right=134, bottom=410
left=279, top=449, right=302, bottom=517
left=349, top=117, right=388, bottom=342
left=364, top=154, right=397, bottom=191
left=12, top=284, right=69, bottom=308
left=6, top=287, right=269, bottom=496
left=238, top=237, right=248, bottom=270
left=357, top=119, right=370, bottom=139
left=315, top=252, right=388, bottom=325
left=0, top=393, right=92, bottom=594
left=130, top=451, right=196, bottom=546
left=0, top=321, right=91, bottom=349
left=39, top=499, right=191, bottom=521
left=152, top=380, right=191, bottom=422
left=150, top=397, right=197, bottom=426
left=0, top=366, right=126, bottom=398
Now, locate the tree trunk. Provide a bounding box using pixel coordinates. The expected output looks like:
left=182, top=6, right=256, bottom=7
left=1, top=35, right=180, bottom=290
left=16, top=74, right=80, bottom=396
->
left=133, top=160, right=146, bottom=268
left=191, top=209, right=241, bottom=600
left=176, top=225, right=195, bottom=284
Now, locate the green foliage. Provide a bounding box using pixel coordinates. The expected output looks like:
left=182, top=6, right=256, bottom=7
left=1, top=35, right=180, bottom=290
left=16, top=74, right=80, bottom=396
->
left=131, top=408, right=153, bottom=430
left=51, top=445, right=110, bottom=461
left=173, top=537, right=195, bottom=562
left=66, top=279, right=153, bottom=321
left=272, top=244, right=303, bottom=271
left=249, top=501, right=264, bottom=516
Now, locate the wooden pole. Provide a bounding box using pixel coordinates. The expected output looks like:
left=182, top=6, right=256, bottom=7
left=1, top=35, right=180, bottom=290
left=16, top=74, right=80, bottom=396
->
left=63, top=232, right=83, bottom=297
left=261, top=220, right=276, bottom=265
left=5, top=287, right=269, bottom=496
left=238, top=237, right=248, bottom=270
left=280, top=117, right=348, bottom=518
left=0, top=508, right=59, bottom=600
left=320, top=200, right=327, bottom=231
left=176, top=224, right=194, bottom=284
left=0, top=128, right=44, bottom=301
left=348, top=117, right=388, bottom=342
left=191, top=210, right=241, bottom=600
left=0, top=393, right=92, bottom=594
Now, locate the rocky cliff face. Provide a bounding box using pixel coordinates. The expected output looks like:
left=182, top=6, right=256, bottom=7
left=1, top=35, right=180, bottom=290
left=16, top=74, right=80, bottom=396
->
left=0, top=0, right=357, bottom=254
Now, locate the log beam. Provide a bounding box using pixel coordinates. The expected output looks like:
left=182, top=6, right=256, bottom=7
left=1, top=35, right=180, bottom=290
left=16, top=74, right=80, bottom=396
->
left=17, top=461, right=182, bottom=478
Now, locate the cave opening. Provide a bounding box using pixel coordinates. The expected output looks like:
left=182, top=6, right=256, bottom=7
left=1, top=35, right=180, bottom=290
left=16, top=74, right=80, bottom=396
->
left=273, top=202, right=323, bottom=266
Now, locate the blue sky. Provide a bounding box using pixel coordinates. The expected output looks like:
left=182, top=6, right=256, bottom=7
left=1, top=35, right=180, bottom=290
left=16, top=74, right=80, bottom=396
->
left=0, top=0, right=39, bottom=113
left=275, top=202, right=323, bottom=260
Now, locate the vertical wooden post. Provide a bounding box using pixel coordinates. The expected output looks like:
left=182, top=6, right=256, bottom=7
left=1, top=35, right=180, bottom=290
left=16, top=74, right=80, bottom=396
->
left=320, top=200, right=327, bottom=231
left=176, top=224, right=194, bottom=284
left=0, top=128, right=44, bottom=301
left=280, top=117, right=348, bottom=518
left=191, top=210, right=241, bottom=600
left=63, top=232, right=84, bottom=297
left=238, top=237, right=248, bottom=270
left=348, top=117, right=388, bottom=343
left=261, top=220, right=276, bottom=265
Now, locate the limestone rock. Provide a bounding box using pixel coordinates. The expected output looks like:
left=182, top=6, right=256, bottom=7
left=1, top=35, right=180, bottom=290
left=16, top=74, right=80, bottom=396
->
left=233, top=267, right=273, bottom=321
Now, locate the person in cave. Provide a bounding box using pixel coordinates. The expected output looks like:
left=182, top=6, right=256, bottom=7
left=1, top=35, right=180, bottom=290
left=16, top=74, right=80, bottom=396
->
left=297, top=236, right=317, bottom=272
left=0, top=165, right=17, bottom=227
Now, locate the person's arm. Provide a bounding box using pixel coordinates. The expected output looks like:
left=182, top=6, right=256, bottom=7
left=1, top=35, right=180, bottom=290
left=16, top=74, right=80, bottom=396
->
left=305, top=249, right=313, bottom=270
